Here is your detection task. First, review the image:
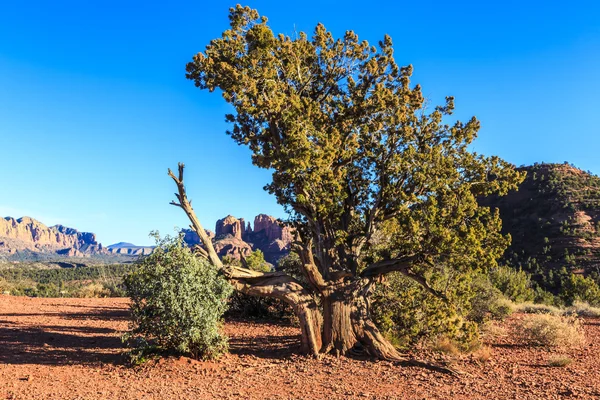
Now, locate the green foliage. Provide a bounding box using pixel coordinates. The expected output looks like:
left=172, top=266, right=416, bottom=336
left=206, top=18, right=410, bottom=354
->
left=225, top=251, right=294, bottom=319
left=186, top=4, right=523, bottom=281
left=489, top=265, right=535, bottom=303
left=371, top=271, right=479, bottom=350
left=123, top=233, right=232, bottom=362
left=469, top=275, right=514, bottom=323
left=245, top=249, right=271, bottom=272
left=561, top=274, right=600, bottom=306
left=0, top=264, right=131, bottom=298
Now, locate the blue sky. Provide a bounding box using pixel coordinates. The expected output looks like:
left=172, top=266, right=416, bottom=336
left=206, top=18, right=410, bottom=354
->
left=1, top=1, right=599, bottom=246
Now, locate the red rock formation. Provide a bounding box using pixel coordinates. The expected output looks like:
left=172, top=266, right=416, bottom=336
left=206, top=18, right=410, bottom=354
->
left=0, top=216, right=104, bottom=256
left=216, top=215, right=246, bottom=240
left=253, top=214, right=293, bottom=247
left=214, top=236, right=253, bottom=259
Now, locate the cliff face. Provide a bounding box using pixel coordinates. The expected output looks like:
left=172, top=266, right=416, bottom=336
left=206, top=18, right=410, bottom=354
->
left=0, top=217, right=104, bottom=257
left=479, top=163, right=600, bottom=289
left=183, top=214, right=292, bottom=264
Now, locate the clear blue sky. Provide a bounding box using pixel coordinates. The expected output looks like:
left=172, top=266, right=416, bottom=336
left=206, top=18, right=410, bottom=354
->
left=1, top=1, right=599, bottom=246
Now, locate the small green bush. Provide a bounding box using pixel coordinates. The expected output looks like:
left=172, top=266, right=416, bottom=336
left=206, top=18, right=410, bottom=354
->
left=562, top=274, right=600, bottom=307
left=489, top=265, right=535, bottom=303
left=468, top=275, right=514, bottom=323
left=123, top=233, right=232, bottom=362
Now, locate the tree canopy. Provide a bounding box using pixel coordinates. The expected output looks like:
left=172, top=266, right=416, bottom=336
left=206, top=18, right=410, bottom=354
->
left=175, top=5, right=524, bottom=362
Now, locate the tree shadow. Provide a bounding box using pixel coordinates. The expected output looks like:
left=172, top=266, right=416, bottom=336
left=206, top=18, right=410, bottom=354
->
left=0, top=308, right=130, bottom=322
left=227, top=333, right=300, bottom=360
left=0, top=325, right=125, bottom=366
left=0, top=307, right=129, bottom=366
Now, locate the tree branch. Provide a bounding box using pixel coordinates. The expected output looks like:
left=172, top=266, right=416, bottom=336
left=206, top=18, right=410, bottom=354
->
left=168, top=163, right=222, bottom=269
left=359, top=255, right=418, bottom=278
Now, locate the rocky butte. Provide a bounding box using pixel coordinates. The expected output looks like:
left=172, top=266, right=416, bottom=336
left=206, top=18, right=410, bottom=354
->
left=183, top=213, right=292, bottom=264
left=0, top=216, right=104, bottom=257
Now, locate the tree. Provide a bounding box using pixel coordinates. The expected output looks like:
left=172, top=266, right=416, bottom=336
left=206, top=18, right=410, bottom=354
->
left=171, top=5, right=524, bottom=362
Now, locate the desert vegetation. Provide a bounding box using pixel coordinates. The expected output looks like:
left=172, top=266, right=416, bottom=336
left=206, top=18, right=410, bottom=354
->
left=0, top=263, right=130, bottom=297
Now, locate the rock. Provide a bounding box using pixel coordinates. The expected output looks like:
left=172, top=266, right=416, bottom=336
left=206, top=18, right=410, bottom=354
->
left=182, top=214, right=293, bottom=264
left=214, top=235, right=253, bottom=259
left=216, top=215, right=247, bottom=240
left=0, top=216, right=105, bottom=257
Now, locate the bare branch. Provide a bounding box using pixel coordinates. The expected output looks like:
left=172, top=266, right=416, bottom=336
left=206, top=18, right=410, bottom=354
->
left=359, top=255, right=418, bottom=278
left=168, top=163, right=222, bottom=269
left=400, top=270, right=449, bottom=303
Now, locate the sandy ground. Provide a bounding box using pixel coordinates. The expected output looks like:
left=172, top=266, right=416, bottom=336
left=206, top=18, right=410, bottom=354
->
left=1, top=295, right=599, bottom=399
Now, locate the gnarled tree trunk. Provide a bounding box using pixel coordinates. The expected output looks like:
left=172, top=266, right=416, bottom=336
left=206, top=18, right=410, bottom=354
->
left=168, top=164, right=454, bottom=374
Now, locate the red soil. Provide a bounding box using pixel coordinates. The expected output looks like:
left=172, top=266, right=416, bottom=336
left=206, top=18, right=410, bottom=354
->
left=1, top=295, right=599, bottom=399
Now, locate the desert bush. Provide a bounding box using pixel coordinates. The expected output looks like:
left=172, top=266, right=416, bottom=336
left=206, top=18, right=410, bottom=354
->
left=561, top=274, right=600, bottom=307
left=244, top=249, right=271, bottom=272
left=468, top=275, right=514, bottom=323
left=74, top=283, right=111, bottom=298
left=123, top=233, right=232, bottom=362
left=547, top=355, right=573, bottom=367
left=489, top=265, right=535, bottom=303
left=514, top=302, right=563, bottom=316
left=479, top=321, right=508, bottom=342
left=533, top=286, right=559, bottom=306
left=566, top=301, right=600, bottom=318
left=516, top=314, right=585, bottom=348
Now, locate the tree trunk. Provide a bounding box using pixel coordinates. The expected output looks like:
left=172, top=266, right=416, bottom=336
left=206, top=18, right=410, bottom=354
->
left=318, top=281, right=404, bottom=360
left=321, top=285, right=359, bottom=355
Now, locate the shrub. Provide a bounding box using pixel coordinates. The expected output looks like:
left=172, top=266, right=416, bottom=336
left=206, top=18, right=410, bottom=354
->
left=566, top=301, right=600, bottom=318
left=468, top=275, right=514, bottom=323
left=371, top=271, right=479, bottom=350
left=489, top=266, right=535, bottom=303
left=547, top=355, right=573, bottom=367
left=514, top=302, right=563, bottom=316
left=562, top=274, right=600, bottom=307
left=244, top=249, right=271, bottom=272
left=123, top=233, right=232, bottom=362
left=479, top=321, right=507, bottom=342
left=516, top=314, right=585, bottom=348
left=74, top=283, right=111, bottom=298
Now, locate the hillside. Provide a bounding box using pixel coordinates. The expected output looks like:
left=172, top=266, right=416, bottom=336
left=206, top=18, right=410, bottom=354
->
left=480, top=163, right=600, bottom=291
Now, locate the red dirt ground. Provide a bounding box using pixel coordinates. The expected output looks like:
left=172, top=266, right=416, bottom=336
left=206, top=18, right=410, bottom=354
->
left=1, top=295, right=599, bottom=399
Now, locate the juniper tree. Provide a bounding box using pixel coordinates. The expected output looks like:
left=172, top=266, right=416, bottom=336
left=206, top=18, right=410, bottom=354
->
left=170, top=5, right=524, bottom=361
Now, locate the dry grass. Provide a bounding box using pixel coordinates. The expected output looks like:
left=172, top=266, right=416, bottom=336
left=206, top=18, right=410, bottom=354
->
left=566, top=302, right=600, bottom=318
left=480, top=321, right=508, bottom=342
left=516, top=314, right=585, bottom=348
left=547, top=355, right=573, bottom=367
left=472, top=346, right=493, bottom=363
left=431, top=336, right=462, bottom=356
left=74, top=283, right=111, bottom=298
left=514, top=302, right=563, bottom=316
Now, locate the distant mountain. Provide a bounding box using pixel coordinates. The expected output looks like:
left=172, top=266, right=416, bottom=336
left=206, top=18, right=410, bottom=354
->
left=108, top=242, right=137, bottom=249
left=0, top=216, right=105, bottom=258
left=107, top=242, right=154, bottom=256
left=480, top=163, right=600, bottom=291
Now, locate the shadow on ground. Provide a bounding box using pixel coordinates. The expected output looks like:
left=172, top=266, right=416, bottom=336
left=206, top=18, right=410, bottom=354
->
left=0, top=307, right=128, bottom=366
